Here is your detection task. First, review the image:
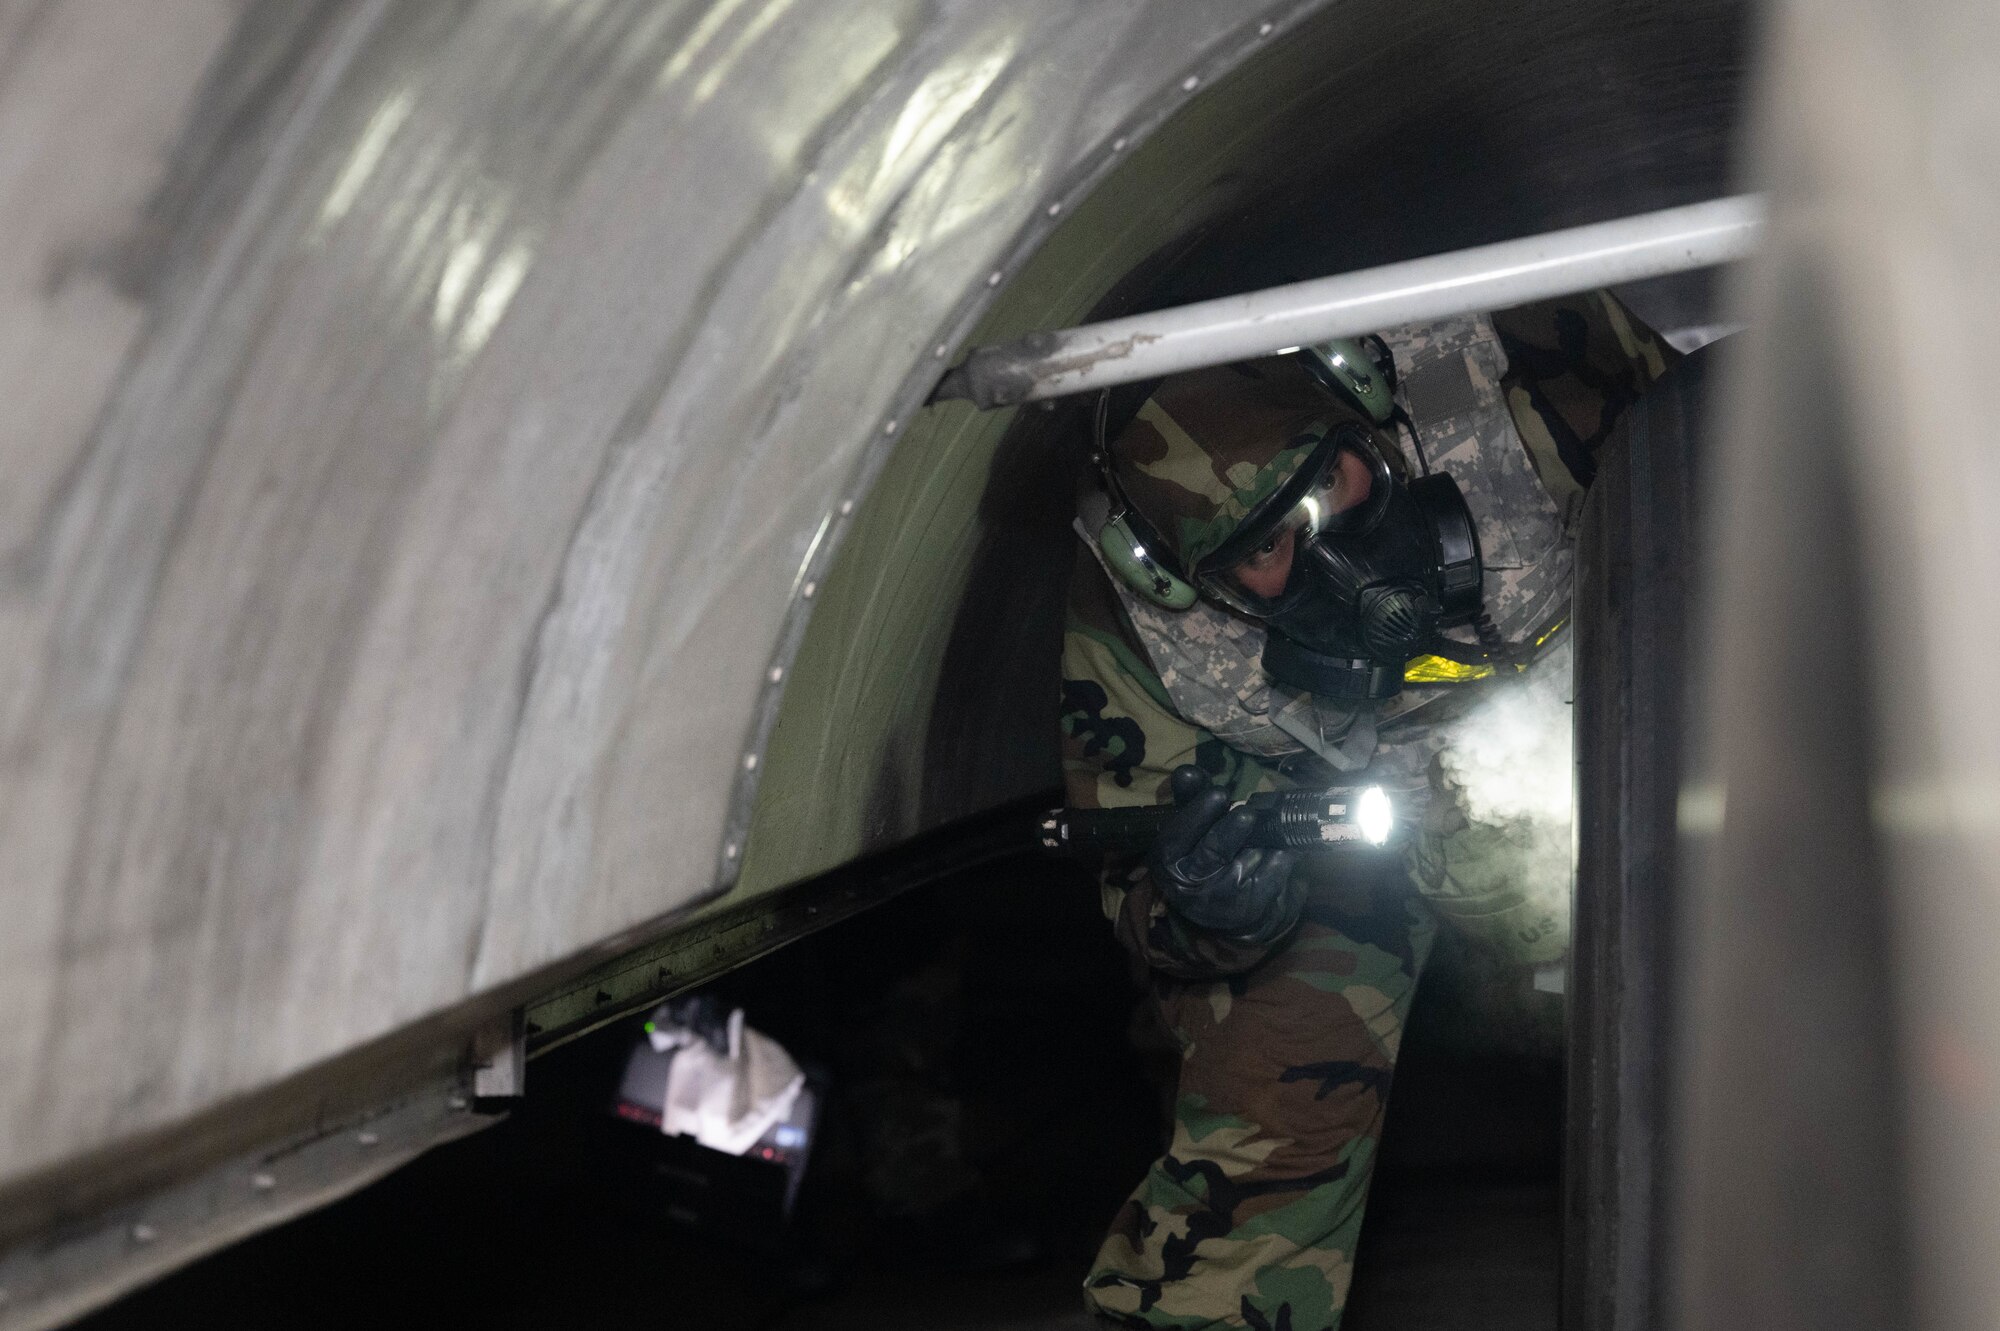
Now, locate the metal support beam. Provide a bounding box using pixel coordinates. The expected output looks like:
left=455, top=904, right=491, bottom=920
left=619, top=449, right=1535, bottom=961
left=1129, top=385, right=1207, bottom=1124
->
left=936, top=195, right=1764, bottom=408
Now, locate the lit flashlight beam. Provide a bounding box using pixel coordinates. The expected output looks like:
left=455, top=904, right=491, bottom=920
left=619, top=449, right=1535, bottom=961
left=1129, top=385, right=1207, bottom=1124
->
left=935, top=195, right=1764, bottom=408
left=1358, top=786, right=1394, bottom=846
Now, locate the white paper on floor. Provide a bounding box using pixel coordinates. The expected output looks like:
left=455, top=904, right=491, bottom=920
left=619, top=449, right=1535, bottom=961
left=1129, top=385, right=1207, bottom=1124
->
left=648, top=1006, right=805, bottom=1156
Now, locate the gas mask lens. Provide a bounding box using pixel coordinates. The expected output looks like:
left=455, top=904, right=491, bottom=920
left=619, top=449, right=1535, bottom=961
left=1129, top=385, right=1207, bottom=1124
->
left=1197, top=429, right=1392, bottom=616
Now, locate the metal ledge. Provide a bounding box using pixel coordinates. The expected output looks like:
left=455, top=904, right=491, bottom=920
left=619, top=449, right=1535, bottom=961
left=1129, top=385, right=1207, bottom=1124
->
left=526, top=794, right=1051, bottom=1055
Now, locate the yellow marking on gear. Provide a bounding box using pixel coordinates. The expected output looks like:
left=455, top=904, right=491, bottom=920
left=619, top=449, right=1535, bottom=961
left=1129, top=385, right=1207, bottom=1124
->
left=1403, top=618, right=1565, bottom=684
left=1403, top=655, right=1495, bottom=683
left=1134, top=400, right=1233, bottom=503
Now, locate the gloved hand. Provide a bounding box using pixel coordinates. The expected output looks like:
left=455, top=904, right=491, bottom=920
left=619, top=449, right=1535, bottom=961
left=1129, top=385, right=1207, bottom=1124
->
left=1148, top=765, right=1303, bottom=943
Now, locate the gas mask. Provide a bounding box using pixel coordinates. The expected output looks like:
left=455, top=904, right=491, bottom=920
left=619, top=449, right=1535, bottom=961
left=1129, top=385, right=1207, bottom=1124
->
left=1193, top=425, right=1484, bottom=701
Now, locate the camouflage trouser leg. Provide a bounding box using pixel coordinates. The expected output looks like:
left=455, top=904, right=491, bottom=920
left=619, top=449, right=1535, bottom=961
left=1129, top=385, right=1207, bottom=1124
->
left=1084, top=895, right=1435, bottom=1331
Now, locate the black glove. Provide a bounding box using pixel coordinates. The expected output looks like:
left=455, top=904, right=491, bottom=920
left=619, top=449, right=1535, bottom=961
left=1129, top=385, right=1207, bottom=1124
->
left=1148, top=765, right=1303, bottom=943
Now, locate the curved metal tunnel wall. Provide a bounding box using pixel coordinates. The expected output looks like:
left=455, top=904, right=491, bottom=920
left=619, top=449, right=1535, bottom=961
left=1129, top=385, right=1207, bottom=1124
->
left=730, top=0, right=1747, bottom=901
left=0, top=0, right=1742, bottom=1318
left=1, top=0, right=1315, bottom=1200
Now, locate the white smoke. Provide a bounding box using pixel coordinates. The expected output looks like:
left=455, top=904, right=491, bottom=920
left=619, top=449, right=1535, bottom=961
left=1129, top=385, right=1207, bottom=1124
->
left=1434, top=636, right=1576, bottom=951
left=1441, top=636, right=1575, bottom=826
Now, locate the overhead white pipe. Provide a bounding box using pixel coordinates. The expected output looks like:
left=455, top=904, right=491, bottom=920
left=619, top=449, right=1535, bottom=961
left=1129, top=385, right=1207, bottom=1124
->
left=937, top=194, right=1764, bottom=407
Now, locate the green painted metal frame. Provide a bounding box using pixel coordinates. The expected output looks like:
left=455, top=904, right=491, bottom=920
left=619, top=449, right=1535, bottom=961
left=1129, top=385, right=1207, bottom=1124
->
left=524, top=796, right=1048, bottom=1054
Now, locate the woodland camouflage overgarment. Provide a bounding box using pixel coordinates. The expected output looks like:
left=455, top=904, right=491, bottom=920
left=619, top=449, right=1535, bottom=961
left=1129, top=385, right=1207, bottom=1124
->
left=1062, top=294, right=1675, bottom=1330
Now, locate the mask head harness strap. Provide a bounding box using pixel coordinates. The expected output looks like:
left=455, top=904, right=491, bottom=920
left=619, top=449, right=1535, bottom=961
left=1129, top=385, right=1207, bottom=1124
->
left=1088, top=390, right=1198, bottom=610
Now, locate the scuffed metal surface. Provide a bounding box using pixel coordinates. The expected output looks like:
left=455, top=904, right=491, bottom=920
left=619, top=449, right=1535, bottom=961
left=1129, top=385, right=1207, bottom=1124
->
left=0, top=0, right=1324, bottom=1220
left=0, top=0, right=1750, bottom=1312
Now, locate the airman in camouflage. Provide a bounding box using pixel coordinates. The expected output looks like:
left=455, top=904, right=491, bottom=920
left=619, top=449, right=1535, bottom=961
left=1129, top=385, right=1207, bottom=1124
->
left=1062, top=293, right=1674, bottom=1329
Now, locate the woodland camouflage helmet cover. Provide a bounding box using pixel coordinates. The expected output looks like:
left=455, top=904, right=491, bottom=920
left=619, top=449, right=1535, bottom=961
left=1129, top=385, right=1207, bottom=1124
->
left=1109, top=356, right=1387, bottom=577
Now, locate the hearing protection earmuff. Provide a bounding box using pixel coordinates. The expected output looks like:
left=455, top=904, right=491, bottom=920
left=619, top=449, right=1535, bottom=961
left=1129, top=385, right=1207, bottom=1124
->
left=1085, top=390, right=1199, bottom=609
left=1297, top=337, right=1397, bottom=426
left=1095, top=498, right=1198, bottom=611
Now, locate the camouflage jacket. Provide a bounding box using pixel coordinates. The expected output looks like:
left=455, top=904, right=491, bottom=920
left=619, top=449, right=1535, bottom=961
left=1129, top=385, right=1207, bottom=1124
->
left=1060, top=293, right=1675, bottom=977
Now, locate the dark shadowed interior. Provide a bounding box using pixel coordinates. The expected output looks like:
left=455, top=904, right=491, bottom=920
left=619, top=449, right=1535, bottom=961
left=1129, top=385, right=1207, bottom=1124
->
left=75, top=854, right=1567, bottom=1331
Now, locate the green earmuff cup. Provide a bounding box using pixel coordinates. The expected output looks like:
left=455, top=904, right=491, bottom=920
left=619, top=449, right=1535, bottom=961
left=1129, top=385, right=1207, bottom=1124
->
left=1309, top=337, right=1395, bottom=425
left=1099, top=511, right=1198, bottom=610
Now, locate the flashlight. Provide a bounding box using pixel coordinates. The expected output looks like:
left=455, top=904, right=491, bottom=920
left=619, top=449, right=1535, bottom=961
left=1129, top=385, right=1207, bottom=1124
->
left=1357, top=786, right=1394, bottom=846
left=1266, top=784, right=1396, bottom=849
left=1040, top=784, right=1402, bottom=858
